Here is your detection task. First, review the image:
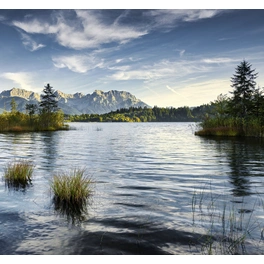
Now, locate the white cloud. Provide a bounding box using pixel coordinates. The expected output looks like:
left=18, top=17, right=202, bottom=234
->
left=179, top=49, right=185, bottom=57
left=12, top=19, right=58, bottom=34
left=20, top=32, right=45, bottom=51
left=109, top=59, right=213, bottom=81
left=202, top=57, right=234, bottom=64
left=144, top=9, right=224, bottom=28
left=12, top=10, right=148, bottom=50
left=11, top=9, right=224, bottom=51
left=183, top=10, right=221, bottom=22
left=166, top=85, right=189, bottom=100
left=52, top=54, right=104, bottom=73
left=2, top=72, right=41, bottom=92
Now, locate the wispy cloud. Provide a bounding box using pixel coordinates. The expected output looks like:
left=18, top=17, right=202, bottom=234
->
left=12, top=19, right=58, bottom=34
left=109, top=59, right=213, bottom=81
left=144, top=9, right=224, bottom=29
left=178, top=79, right=232, bottom=103
left=20, top=32, right=45, bottom=51
left=218, top=37, right=235, bottom=41
left=179, top=49, right=185, bottom=57
left=12, top=10, right=148, bottom=50
left=11, top=9, right=226, bottom=51
left=52, top=54, right=105, bottom=73
left=115, top=59, right=123, bottom=63
left=202, top=57, right=235, bottom=64
left=153, top=78, right=232, bottom=107
left=166, top=85, right=190, bottom=100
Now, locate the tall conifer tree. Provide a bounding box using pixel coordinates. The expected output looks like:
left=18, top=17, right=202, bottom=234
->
left=39, top=83, right=58, bottom=113
left=229, top=60, right=258, bottom=117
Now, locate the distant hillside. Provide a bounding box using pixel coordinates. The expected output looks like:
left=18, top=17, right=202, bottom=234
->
left=0, top=88, right=150, bottom=115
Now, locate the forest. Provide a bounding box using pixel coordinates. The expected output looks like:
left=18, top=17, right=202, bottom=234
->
left=66, top=105, right=212, bottom=123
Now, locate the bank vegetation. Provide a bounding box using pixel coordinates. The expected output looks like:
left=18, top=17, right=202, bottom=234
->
left=195, top=60, right=264, bottom=137
left=0, top=84, right=68, bottom=132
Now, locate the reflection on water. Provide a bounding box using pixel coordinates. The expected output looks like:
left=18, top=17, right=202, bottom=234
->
left=201, top=137, right=264, bottom=197
left=52, top=197, right=90, bottom=225
left=0, top=123, right=263, bottom=254
left=4, top=178, right=33, bottom=192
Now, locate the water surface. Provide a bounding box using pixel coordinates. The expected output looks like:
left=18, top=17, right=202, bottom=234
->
left=0, top=122, right=264, bottom=254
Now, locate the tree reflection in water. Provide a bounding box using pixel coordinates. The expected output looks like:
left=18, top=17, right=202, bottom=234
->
left=203, top=137, right=264, bottom=197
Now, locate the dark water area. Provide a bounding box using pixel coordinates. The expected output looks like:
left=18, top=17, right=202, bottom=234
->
left=0, top=122, right=264, bottom=255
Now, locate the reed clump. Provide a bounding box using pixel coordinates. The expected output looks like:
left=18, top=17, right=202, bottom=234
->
left=195, top=126, right=243, bottom=137
left=50, top=168, right=93, bottom=208
left=190, top=187, right=264, bottom=255
left=4, top=159, right=34, bottom=188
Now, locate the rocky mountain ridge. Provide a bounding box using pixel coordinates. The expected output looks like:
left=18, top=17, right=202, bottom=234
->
left=0, top=88, right=149, bottom=115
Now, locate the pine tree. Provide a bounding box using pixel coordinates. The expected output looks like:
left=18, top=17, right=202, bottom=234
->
left=229, top=60, right=258, bottom=118
left=10, top=98, right=17, bottom=113
left=25, top=103, right=38, bottom=124
left=39, top=83, right=58, bottom=114
left=251, top=85, right=264, bottom=121
left=39, top=83, right=60, bottom=129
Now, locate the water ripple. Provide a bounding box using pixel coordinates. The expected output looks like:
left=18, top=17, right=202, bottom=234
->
left=0, top=123, right=264, bottom=254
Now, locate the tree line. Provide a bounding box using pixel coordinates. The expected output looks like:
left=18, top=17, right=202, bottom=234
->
left=4, top=60, right=261, bottom=136
left=66, top=104, right=212, bottom=123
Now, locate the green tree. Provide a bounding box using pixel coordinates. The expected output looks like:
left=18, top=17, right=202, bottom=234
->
left=10, top=98, right=17, bottom=113
left=39, top=83, right=60, bottom=128
left=251, top=86, right=264, bottom=121
left=229, top=60, right=258, bottom=118
left=25, top=103, right=38, bottom=124
left=26, top=103, right=38, bottom=115
left=211, top=93, right=229, bottom=126
left=39, top=83, right=59, bottom=114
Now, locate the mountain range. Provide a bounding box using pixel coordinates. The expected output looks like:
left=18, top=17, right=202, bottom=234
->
left=0, top=88, right=150, bottom=115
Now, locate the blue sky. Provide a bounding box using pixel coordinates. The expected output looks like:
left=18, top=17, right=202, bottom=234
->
left=1, top=3, right=264, bottom=107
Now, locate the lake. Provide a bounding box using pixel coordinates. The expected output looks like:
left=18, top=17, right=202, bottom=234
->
left=0, top=122, right=264, bottom=255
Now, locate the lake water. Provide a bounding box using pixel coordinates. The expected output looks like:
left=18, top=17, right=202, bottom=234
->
left=0, top=122, right=264, bottom=255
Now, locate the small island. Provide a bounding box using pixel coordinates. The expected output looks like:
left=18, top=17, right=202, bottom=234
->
left=195, top=60, right=264, bottom=137
left=0, top=83, right=68, bottom=132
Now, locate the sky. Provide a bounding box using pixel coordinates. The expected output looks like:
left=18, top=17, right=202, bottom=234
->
left=1, top=2, right=264, bottom=108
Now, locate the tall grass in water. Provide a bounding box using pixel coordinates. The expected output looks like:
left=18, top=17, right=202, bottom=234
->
left=3, top=160, right=34, bottom=189
left=195, top=116, right=264, bottom=137
left=50, top=168, right=93, bottom=223
left=190, top=186, right=264, bottom=255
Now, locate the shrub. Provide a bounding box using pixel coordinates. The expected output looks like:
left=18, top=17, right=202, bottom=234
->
left=4, top=160, right=34, bottom=189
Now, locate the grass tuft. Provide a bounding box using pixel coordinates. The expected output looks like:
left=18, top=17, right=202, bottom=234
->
left=4, top=159, right=34, bottom=189
left=50, top=168, right=93, bottom=222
